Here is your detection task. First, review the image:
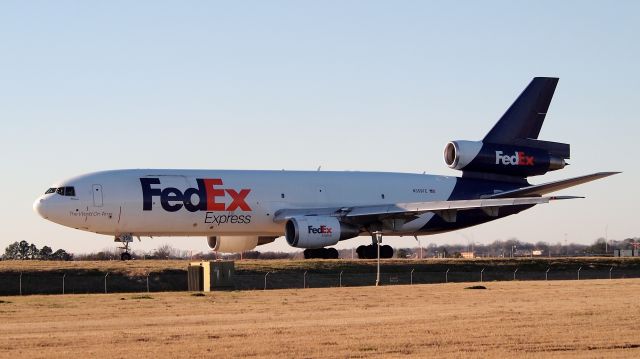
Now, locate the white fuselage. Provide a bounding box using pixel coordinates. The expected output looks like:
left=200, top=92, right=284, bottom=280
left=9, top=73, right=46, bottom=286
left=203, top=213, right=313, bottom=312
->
left=34, top=169, right=459, bottom=237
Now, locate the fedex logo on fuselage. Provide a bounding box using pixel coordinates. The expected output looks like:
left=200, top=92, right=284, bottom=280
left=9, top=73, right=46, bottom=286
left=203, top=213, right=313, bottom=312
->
left=140, top=178, right=251, bottom=212
left=308, top=225, right=332, bottom=235
left=495, top=151, right=535, bottom=166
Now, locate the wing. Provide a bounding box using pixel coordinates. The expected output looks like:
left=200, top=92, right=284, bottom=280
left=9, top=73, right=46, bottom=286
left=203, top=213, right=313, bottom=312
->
left=273, top=172, right=619, bottom=225
left=273, top=195, right=578, bottom=224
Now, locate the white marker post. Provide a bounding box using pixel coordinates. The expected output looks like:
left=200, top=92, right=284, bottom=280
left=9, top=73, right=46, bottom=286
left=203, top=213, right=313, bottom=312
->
left=375, top=232, right=382, bottom=287
left=264, top=272, right=270, bottom=290
left=303, top=271, right=307, bottom=289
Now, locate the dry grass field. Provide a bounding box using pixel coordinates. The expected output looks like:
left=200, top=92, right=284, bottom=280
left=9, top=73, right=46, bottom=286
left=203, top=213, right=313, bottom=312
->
left=1, top=279, right=639, bottom=358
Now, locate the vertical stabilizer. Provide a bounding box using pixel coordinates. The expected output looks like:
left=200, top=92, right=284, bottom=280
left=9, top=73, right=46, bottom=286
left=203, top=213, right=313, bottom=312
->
left=484, top=77, right=559, bottom=143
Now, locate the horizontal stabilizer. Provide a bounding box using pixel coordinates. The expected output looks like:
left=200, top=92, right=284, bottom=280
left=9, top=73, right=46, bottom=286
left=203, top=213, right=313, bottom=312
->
left=488, top=172, right=620, bottom=198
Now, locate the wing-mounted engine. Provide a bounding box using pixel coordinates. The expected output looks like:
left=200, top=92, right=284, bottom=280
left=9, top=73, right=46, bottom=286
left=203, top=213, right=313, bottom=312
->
left=207, top=235, right=277, bottom=253
left=285, top=216, right=360, bottom=249
left=444, top=140, right=567, bottom=178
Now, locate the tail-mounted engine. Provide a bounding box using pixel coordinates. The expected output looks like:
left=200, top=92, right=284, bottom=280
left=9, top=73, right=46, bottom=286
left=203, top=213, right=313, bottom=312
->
left=444, top=140, right=568, bottom=178
left=285, top=216, right=360, bottom=249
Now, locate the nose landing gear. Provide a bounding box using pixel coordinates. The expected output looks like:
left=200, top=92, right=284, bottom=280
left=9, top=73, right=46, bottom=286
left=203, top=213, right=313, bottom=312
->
left=115, top=234, right=133, bottom=261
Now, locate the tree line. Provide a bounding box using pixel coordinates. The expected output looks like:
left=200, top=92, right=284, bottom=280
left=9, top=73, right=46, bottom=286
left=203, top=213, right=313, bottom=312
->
left=2, top=240, right=72, bottom=260
left=2, top=237, right=637, bottom=261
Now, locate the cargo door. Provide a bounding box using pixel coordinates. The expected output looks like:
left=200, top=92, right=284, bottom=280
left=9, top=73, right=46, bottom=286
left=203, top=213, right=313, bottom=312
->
left=92, top=184, right=103, bottom=207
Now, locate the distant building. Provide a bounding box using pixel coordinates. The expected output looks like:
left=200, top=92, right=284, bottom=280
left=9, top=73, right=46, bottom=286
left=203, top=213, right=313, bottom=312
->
left=461, top=251, right=475, bottom=259
left=532, top=250, right=544, bottom=256
left=613, top=249, right=637, bottom=257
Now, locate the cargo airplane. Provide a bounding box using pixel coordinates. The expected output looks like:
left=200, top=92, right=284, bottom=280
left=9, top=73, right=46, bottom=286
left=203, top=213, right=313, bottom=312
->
left=34, top=77, right=618, bottom=260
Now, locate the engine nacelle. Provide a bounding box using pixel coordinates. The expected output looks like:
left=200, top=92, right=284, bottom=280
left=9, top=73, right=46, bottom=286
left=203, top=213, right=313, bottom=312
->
left=285, top=216, right=360, bottom=249
left=443, top=140, right=566, bottom=177
left=207, top=235, right=276, bottom=253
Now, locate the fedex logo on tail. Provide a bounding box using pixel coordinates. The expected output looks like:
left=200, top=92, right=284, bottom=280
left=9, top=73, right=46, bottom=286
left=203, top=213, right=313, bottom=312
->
left=495, top=151, right=535, bottom=166
left=140, top=178, right=251, bottom=212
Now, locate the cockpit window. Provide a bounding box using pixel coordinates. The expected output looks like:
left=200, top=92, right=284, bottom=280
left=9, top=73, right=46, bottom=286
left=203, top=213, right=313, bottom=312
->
left=65, top=187, right=76, bottom=196
left=49, top=187, right=76, bottom=196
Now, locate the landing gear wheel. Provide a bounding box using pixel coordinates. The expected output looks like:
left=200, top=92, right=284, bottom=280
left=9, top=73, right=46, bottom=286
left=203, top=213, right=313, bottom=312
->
left=303, top=248, right=339, bottom=259
left=303, top=249, right=313, bottom=259
left=115, top=234, right=134, bottom=261
left=356, top=244, right=393, bottom=259
left=381, top=245, right=394, bottom=259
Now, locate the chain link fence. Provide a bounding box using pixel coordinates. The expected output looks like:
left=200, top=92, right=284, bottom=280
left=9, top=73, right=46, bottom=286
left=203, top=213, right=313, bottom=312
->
left=2, top=266, right=639, bottom=296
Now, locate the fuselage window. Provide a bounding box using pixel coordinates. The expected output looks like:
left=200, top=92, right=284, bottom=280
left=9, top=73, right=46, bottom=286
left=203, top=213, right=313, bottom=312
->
left=45, top=188, right=56, bottom=194
left=65, top=187, right=76, bottom=197
left=56, top=188, right=65, bottom=195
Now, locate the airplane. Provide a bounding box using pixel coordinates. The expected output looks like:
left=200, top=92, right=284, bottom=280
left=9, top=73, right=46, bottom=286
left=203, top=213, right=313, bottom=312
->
left=33, top=77, right=618, bottom=260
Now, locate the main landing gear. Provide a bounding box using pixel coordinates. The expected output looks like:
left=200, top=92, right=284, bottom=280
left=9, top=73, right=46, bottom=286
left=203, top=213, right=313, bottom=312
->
left=356, top=234, right=394, bottom=259
left=303, top=247, right=339, bottom=259
left=115, top=234, right=133, bottom=261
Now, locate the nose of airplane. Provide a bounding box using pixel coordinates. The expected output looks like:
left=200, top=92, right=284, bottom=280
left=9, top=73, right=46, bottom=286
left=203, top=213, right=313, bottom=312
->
left=33, top=197, right=47, bottom=218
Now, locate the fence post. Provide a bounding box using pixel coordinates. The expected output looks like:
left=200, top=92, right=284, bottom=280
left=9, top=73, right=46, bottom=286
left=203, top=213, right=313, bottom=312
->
left=303, top=271, right=307, bottom=289
left=480, top=268, right=485, bottom=282
left=513, top=268, right=518, bottom=281
left=410, top=268, right=415, bottom=285
left=339, top=271, right=343, bottom=287
left=445, top=268, right=450, bottom=283
left=19, top=272, right=22, bottom=296
left=609, top=266, right=613, bottom=280
left=264, top=272, right=270, bottom=290
left=104, top=272, right=109, bottom=294
left=545, top=267, right=550, bottom=281
left=62, top=273, right=66, bottom=295
left=577, top=266, right=582, bottom=280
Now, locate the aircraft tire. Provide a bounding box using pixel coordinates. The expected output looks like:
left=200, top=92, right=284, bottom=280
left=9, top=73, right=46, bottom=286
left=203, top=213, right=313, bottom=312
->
left=356, top=245, right=367, bottom=259
left=303, top=249, right=313, bottom=259
left=121, top=252, right=132, bottom=261
left=327, top=248, right=339, bottom=259
left=304, top=248, right=339, bottom=259
left=381, top=245, right=394, bottom=259
left=365, top=245, right=377, bottom=259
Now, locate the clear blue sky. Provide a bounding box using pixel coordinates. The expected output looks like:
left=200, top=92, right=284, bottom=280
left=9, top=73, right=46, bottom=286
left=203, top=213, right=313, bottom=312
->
left=1, top=1, right=637, bottom=254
